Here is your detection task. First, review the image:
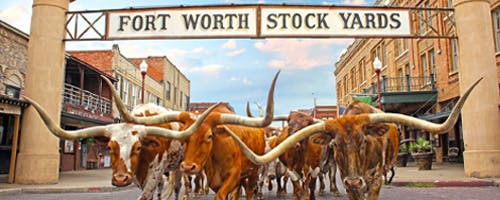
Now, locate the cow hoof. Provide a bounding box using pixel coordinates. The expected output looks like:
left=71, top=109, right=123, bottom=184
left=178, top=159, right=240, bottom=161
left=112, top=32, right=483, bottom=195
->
left=332, top=191, right=341, bottom=197
left=319, top=190, right=325, bottom=196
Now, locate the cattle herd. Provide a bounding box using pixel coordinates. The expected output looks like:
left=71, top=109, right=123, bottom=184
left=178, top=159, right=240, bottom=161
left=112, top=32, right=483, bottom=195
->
left=23, top=71, right=482, bottom=200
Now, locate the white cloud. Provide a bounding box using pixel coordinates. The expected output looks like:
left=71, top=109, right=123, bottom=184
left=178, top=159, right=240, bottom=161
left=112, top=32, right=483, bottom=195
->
left=222, top=39, right=237, bottom=49
left=188, top=64, right=224, bottom=74
left=225, top=48, right=245, bottom=57
left=254, top=39, right=353, bottom=70
left=192, top=47, right=205, bottom=53
left=229, top=76, right=253, bottom=86
left=0, top=0, right=31, bottom=33
left=342, top=0, right=368, bottom=6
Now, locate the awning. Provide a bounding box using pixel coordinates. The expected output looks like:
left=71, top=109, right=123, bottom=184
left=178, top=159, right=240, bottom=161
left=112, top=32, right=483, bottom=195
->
left=418, top=110, right=451, bottom=121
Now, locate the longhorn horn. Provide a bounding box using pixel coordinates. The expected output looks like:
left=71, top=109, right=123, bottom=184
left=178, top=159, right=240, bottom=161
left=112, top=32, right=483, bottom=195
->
left=216, top=70, right=280, bottom=127
left=246, top=102, right=254, bottom=117
left=224, top=122, right=327, bottom=165
left=102, top=75, right=183, bottom=125
left=144, top=102, right=221, bottom=139
left=367, top=77, right=483, bottom=134
left=23, top=96, right=108, bottom=140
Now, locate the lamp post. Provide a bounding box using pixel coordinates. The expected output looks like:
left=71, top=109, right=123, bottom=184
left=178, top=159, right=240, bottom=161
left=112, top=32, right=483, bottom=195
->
left=373, top=57, right=383, bottom=110
left=140, top=60, right=148, bottom=104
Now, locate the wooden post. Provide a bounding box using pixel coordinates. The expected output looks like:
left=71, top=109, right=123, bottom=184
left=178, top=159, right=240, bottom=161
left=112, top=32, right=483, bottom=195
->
left=8, top=115, right=20, bottom=183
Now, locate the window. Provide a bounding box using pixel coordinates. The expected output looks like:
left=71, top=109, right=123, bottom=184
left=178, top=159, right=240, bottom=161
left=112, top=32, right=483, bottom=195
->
left=396, top=39, right=409, bottom=56
left=419, top=10, right=426, bottom=34
left=421, top=54, right=428, bottom=78
left=350, top=68, right=356, bottom=90
left=165, top=81, right=171, bottom=100
left=173, top=87, right=177, bottom=105
left=405, top=63, right=410, bottom=75
left=429, top=49, right=436, bottom=81
left=116, top=75, right=122, bottom=98
left=5, top=85, right=20, bottom=98
left=185, top=95, right=190, bottom=111
left=381, top=42, right=387, bottom=65
left=156, top=96, right=161, bottom=105
left=426, top=1, right=432, bottom=31
left=448, top=0, right=453, bottom=8
left=358, top=60, right=365, bottom=83
left=180, top=92, right=183, bottom=107
left=131, top=85, right=137, bottom=106
left=123, top=80, right=129, bottom=105
left=398, top=68, right=404, bottom=91
left=451, top=38, right=459, bottom=72
left=396, top=40, right=402, bottom=56
left=494, top=10, right=500, bottom=52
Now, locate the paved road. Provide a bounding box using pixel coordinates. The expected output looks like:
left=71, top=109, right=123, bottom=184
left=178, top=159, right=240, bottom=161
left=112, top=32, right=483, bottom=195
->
left=2, top=185, right=499, bottom=200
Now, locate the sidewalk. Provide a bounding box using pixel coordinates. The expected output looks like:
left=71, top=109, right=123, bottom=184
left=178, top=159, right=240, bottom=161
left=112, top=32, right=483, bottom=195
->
left=0, top=163, right=498, bottom=195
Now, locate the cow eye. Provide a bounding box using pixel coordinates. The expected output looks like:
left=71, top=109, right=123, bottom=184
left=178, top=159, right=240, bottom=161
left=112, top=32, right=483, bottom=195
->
left=136, top=146, right=142, bottom=152
left=206, top=134, right=213, bottom=141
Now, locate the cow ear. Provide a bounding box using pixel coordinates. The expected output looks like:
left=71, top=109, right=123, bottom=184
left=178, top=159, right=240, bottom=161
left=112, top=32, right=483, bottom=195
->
left=212, top=126, right=228, bottom=136
left=364, top=123, right=390, bottom=136
left=310, top=133, right=332, bottom=145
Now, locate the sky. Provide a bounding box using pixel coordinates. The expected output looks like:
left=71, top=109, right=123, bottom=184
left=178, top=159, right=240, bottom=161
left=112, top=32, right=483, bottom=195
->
left=0, top=0, right=375, bottom=116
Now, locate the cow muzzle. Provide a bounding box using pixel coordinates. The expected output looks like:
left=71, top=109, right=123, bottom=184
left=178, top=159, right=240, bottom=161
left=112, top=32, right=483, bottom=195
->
left=343, top=176, right=366, bottom=189
left=112, top=173, right=132, bottom=187
left=180, top=161, right=200, bottom=174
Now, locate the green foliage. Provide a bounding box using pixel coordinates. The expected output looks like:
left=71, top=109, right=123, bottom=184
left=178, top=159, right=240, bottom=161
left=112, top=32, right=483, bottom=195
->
left=409, top=137, right=432, bottom=153
left=399, top=143, right=408, bottom=153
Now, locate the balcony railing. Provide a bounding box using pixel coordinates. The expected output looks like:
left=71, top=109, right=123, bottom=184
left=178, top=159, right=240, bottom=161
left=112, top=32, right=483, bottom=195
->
left=362, top=74, right=436, bottom=95
left=63, top=83, right=112, bottom=115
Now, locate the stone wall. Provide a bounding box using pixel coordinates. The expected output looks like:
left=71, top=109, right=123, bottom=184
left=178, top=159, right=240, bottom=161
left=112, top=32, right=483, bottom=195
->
left=0, top=22, right=28, bottom=96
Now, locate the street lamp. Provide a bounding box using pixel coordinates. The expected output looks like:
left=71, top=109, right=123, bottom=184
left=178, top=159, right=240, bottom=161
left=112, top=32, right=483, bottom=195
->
left=373, top=57, right=383, bottom=110
left=140, top=60, right=148, bottom=104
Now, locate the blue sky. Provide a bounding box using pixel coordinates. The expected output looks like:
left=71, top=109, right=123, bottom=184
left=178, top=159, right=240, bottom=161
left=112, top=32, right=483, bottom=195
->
left=0, top=0, right=375, bottom=116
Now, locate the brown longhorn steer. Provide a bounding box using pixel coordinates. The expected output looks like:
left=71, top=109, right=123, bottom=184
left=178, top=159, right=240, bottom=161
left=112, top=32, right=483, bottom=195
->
left=226, top=78, right=481, bottom=200
left=270, top=112, right=324, bottom=200
left=343, top=101, right=399, bottom=185
left=115, top=71, right=280, bottom=200
left=22, top=87, right=218, bottom=200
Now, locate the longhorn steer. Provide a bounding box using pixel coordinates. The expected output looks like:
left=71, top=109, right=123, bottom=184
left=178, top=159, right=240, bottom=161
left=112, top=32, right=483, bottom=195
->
left=226, top=78, right=481, bottom=200
left=343, top=101, right=399, bottom=185
left=23, top=84, right=216, bottom=200
left=270, top=112, right=324, bottom=200
left=117, top=71, right=280, bottom=200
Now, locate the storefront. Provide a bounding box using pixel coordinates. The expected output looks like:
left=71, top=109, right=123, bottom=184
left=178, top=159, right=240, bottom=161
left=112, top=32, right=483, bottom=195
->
left=0, top=96, right=28, bottom=183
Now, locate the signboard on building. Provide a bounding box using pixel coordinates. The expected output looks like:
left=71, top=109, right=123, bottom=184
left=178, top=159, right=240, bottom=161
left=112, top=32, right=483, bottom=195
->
left=105, top=5, right=411, bottom=40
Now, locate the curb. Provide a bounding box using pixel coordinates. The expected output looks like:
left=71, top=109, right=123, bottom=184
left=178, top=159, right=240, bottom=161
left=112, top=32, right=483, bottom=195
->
left=0, top=185, right=134, bottom=195
left=0, top=188, right=22, bottom=195
left=391, top=180, right=497, bottom=187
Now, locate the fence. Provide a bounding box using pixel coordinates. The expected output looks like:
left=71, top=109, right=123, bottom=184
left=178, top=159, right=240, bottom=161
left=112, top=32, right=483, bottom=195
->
left=63, top=83, right=112, bottom=115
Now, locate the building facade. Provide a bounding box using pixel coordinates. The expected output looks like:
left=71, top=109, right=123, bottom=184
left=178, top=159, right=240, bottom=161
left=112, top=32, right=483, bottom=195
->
left=335, top=0, right=500, bottom=164
left=130, top=56, right=191, bottom=111
left=0, top=20, right=29, bottom=182
left=60, top=54, right=116, bottom=171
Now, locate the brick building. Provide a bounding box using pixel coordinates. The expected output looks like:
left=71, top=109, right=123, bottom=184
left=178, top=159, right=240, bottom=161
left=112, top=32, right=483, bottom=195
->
left=335, top=0, right=500, bottom=163
left=189, top=102, right=234, bottom=114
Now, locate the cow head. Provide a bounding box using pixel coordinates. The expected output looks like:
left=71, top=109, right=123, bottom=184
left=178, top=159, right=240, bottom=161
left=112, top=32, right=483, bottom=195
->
left=179, top=105, right=230, bottom=174
left=177, top=71, right=281, bottom=174
left=23, top=77, right=218, bottom=187
left=107, top=104, right=181, bottom=187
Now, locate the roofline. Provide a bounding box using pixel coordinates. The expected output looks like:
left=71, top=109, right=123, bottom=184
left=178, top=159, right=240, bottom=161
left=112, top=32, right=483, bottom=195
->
left=0, top=19, right=29, bottom=40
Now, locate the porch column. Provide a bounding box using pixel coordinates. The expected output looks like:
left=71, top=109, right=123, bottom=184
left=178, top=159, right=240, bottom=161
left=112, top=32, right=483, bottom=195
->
left=15, top=0, right=69, bottom=183
left=454, top=0, right=500, bottom=177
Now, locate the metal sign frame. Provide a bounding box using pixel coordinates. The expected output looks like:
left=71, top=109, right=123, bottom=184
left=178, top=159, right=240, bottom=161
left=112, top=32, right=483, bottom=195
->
left=64, top=4, right=455, bottom=41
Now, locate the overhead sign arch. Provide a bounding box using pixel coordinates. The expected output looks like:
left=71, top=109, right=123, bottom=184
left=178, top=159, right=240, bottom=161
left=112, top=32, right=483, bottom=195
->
left=65, top=4, right=455, bottom=41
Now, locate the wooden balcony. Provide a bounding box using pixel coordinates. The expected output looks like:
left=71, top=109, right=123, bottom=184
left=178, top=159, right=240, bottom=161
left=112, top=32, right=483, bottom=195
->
left=62, top=83, right=113, bottom=123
